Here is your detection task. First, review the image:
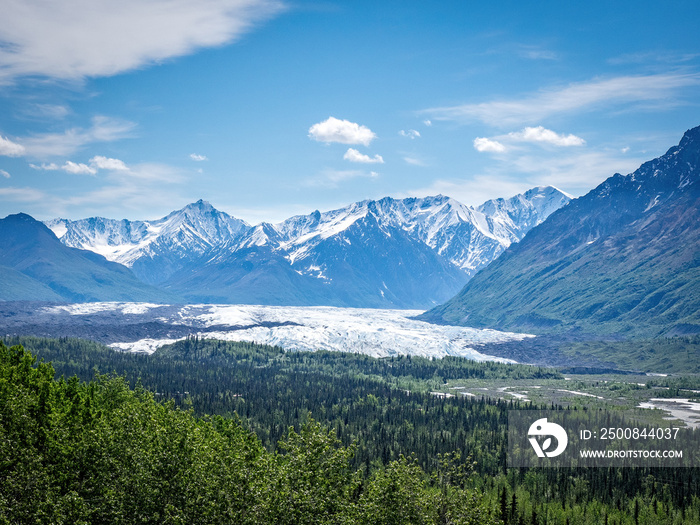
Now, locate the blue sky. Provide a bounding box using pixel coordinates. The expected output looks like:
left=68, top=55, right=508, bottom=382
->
left=1, top=0, right=699, bottom=224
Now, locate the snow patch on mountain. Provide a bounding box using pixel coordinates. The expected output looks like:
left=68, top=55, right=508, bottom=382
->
left=47, top=199, right=249, bottom=269
left=45, top=187, right=571, bottom=305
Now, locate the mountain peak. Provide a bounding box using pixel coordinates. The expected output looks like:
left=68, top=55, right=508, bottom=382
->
left=1, top=212, right=57, bottom=241
left=178, top=199, right=216, bottom=214
left=523, top=185, right=573, bottom=199
left=679, top=124, right=700, bottom=147
left=423, top=125, right=700, bottom=336
left=4, top=212, right=39, bottom=223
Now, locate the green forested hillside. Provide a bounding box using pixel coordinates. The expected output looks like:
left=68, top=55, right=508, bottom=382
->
left=422, top=127, right=700, bottom=338
left=4, top=336, right=700, bottom=524
left=0, top=341, right=496, bottom=524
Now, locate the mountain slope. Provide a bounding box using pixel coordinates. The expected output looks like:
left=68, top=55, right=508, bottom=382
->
left=47, top=188, right=570, bottom=308
left=47, top=199, right=249, bottom=285
left=166, top=211, right=468, bottom=307
left=421, top=126, right=700, bottom=336
left=162, top=189, right=569, bottom=307
left=0, top=213, right=175, bottom=302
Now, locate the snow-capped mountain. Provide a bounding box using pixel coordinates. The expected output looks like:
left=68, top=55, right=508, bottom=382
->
left=0, top=214, right=173, bottom=302
left=47, top=200, right=249, bottom=284
left=229, top=186, right=570, bottom=278
left=422, top=125, right=700, bottom=336
left=47, top=187, right=570, bottom=308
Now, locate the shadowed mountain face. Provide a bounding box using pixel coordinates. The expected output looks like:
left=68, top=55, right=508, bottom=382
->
left=0, top=213, right=175, bottom=303
left=421, top=126, right=700, bottom=337
left=45, top=188, right=570, bottom=308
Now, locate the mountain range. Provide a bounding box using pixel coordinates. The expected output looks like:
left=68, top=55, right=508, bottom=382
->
left=38, top=186, right=570, bottom=308
left=421, top=125, right=700, bottom=337
left=0, top=213, right=174, bottom=303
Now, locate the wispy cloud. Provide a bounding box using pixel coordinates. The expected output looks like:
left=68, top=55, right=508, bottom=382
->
left=62, top=161, right=97, bottom=175
left=403, top=156, right=427, bottom=167
left=517, top=45, right=557, bottom=61
left=423, top=73, right=700, bottom=126
left=305, top=168, right=379, bottom=188
left=309, top=117, right=377, bottom=146
left=20, top=116, right=136, bottom=158
left=0, top=169, right=10, bottom=179
left=21, top=104, right=71, bottom=120
left=31, top=161, right=95, bottom=175
left=0, top=135, right=26, bottom=157
left=0, top=0, right=286, bottom=83
left=343, top=148, right=384, bottom=164
left=399, top=129, right=420, bottom=139
left=12, top=162, right=191, bottom=219
left=473, top=137, right=506, bottom=153
left=607, top=51, right=700, bottom=65
left=0, top=186, right=47, bottom=204
left=504, top=150, right=646, bottom=193
left=190, top=153, right=208, bottom=161
left=29, top=163, right=59, bottom=171
left=31, top=155, right=129, bottom=175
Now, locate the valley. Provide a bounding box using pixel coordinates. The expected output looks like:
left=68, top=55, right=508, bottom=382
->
left=3, top=300, right=699, bottom=431
left=0, top=301, right=532, bottom=359
left=2, top=128, right=700, bottom=524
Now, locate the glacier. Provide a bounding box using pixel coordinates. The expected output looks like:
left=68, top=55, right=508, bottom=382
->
left=41, top=302, right=533, bottom=361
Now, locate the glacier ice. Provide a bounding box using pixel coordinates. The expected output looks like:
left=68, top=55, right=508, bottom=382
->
left=40, top=302, right=536, bottom=361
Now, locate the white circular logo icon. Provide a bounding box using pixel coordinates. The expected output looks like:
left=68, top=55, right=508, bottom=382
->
left=527, top=417, right=568, bottom=458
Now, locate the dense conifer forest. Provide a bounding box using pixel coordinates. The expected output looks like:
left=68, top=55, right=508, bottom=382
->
left=2, top=336, right=700, bottom=524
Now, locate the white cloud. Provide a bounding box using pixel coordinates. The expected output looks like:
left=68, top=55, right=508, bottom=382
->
left=0, top=169, right=10, bottom=178
left=29, top=163, right=60, bottom=171
left=607, top=51, right=700, bottom=66
left=0, top=186, right=47, bottom=203
left=508, top=126, right=585, bottom=146
left=190, top=153, right=208, bottom=161
left=62, top=161, right=97, bottom=175
left=403, top=156, right=427, bottom=167
left=90, top=155, right=129, bottom=171
left=517, top=46, right=557, bottom=61
left=0, top=0, right=286, bottom=83
left=473, top=137, right=506, bottom=153
left=423, top=120, right=432, bottom=127
left=505, top=150, right=646, bottom=193
left=423, top=73, right=700, bottom=126
left=21, top=116, right=136, bottom=158
left=54, top=163, right=189, bottom=216
left=309, top=117, right=376, bottom=146
left=399, top=129, right=420, bottom=139
left=1, top=161, right=191, bottom=219
left=0, top=135, right=26, bottom=157
left=30, top=160, right=100, bottom=175
left=343, top=148, right=384, bottom=164
left=23, top=104, right=71, bottom=119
